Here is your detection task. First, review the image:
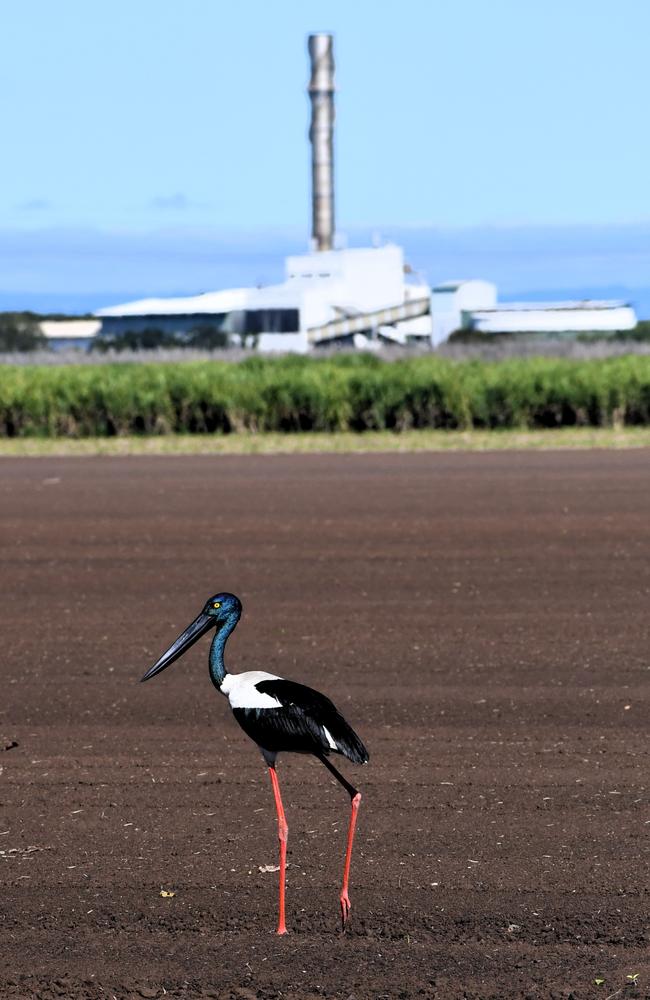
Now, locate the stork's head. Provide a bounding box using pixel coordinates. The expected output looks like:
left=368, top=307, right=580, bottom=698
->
left=140, top=592, right=241, bottom=682
left=202, top=592, right=242, bottom=623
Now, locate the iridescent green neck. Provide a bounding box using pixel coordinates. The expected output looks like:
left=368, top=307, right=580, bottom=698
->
left=209, top=615, right=238, bottom=688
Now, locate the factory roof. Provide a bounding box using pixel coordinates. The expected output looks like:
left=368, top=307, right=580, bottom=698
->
left=96, top=280, right=315, bottom=318
left=432, top=281, right=465, bottom=292
left=432, top=279, right=489, bottom=292
left=475, top=300, right=631, bottom=313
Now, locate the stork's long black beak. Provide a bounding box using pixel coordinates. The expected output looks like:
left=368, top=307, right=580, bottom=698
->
left=140, top=612, right=214, bottom=682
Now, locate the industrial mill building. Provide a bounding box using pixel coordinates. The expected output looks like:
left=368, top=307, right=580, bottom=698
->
left=87, top=35, right=638, bottom=352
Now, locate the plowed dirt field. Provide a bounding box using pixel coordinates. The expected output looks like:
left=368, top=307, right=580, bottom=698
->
left=1, top=452, right=649, bottom=999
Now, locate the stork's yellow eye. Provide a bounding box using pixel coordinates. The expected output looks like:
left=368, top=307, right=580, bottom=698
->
left=213, top=601, right=221, bottom=609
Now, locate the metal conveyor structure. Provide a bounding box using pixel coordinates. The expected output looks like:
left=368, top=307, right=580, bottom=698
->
left=308, top=296, right=431, bottom=345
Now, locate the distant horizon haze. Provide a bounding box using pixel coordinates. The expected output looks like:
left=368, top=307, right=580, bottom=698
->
left=1, top=221, right=650, bottom=319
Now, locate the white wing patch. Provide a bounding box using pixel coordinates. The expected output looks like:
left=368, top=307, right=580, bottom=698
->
left=221, top=671, right=283, bottom=710
left=322, top=725, right=337, bottom=750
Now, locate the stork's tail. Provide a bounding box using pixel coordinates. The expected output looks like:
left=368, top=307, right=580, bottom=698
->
left=329, top=716, right=369, bottom=765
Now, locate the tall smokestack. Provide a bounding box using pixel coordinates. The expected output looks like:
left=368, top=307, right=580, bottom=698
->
left=308, top=33, right=335, bottom=252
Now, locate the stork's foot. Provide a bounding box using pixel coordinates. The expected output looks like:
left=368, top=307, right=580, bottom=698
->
left=340, top=889, right=352, bottom=930
left=276, top=922, right=288, bottom=936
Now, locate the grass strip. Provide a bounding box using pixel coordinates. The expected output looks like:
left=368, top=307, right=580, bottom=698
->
left=1, top=427, right=649, bottom=457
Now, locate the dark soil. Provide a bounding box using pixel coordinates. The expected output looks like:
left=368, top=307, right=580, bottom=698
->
left=1, top=451, right=649, bottom=1000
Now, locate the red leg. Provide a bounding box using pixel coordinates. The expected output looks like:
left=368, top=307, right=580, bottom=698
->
left=339, top=791, right=361, bottom=929
left=268, top=766, right=288, bottom=935
left=317, top=754, right=363, bottom=931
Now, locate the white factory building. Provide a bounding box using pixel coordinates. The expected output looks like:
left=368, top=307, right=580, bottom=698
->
left=96, top=244, right=432, bottom=352
left=430, top=280, right=637, bottom=345
left=93, top=268, right=638, bottom=353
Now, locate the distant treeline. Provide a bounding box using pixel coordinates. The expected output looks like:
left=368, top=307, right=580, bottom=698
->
left=94, top=325, right=232, bottom=351
left=0, top=313, right=48, bottom=352
left=1, top=354, right=649, bottom=437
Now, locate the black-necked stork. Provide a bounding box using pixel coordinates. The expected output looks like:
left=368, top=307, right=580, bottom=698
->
left=141, top=592, right=369, bottom=935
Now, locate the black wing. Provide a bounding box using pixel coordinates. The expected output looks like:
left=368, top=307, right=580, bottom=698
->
left=251, top=678, right=369, bottom=764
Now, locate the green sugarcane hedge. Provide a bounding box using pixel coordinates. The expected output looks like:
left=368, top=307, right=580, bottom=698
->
left=1, top=354, right=649, bottom=437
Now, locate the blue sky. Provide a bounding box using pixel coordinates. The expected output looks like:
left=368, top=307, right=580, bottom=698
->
left=3, top=0, right=650, bottom=312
